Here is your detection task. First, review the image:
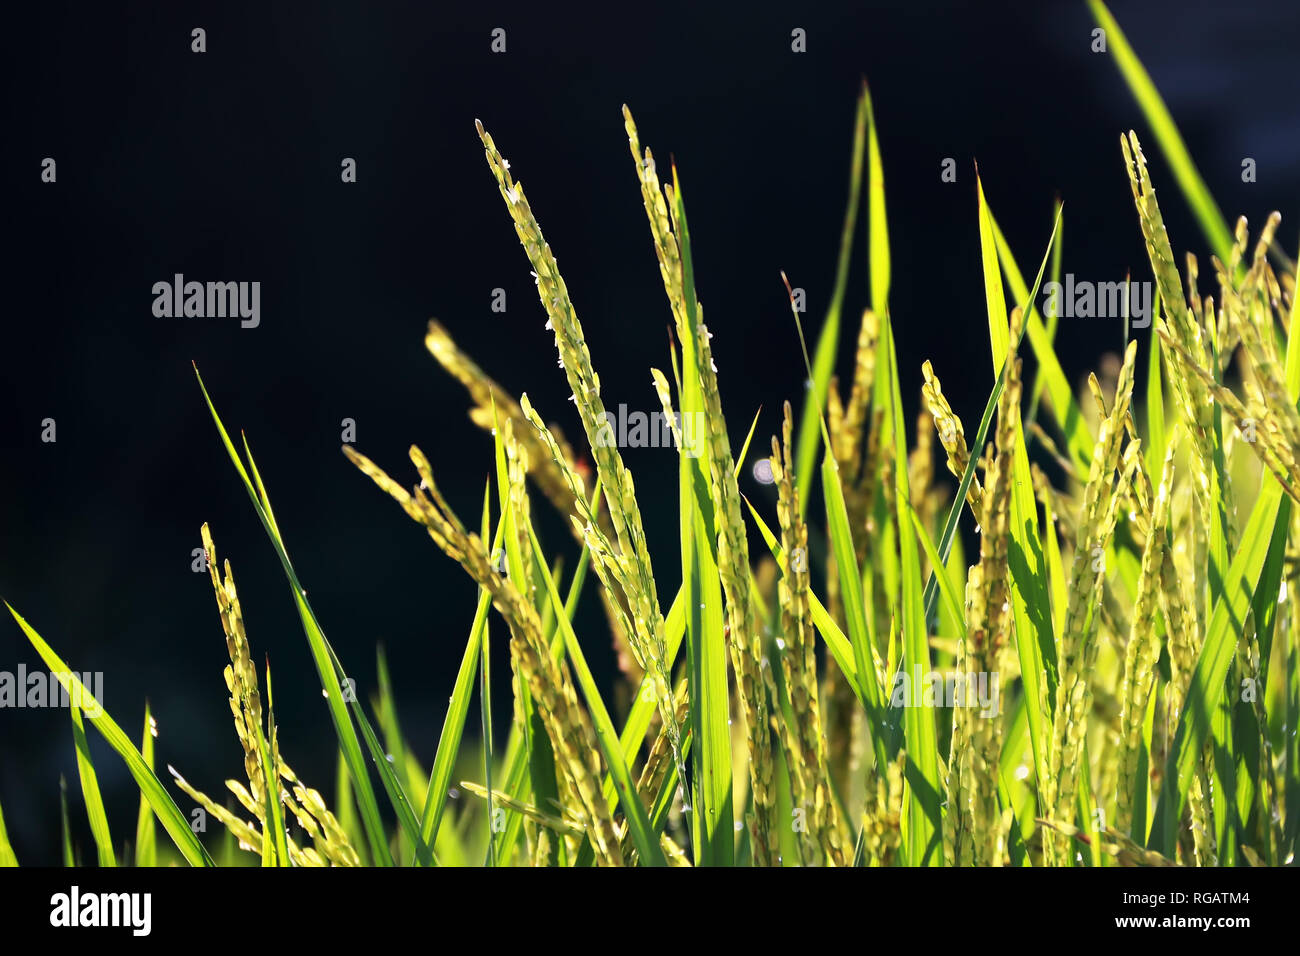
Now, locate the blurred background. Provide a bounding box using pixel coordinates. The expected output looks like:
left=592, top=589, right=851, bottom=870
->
left=3, top=0, right=1298, bottom=864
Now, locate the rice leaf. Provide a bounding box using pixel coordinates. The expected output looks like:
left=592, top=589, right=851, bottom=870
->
left=6, top=603, right=214, bottom=866
left=864, top=82, right=891, bottom=317
left=1146, top=315, right=1167, bottom=478
left=1148, top=481, right=1289, bottom=853
left=525, top=523, right=666, bottom=866
left=70, top=703, right=116, bottom=867
left=823, top=449, right=889, bottom=774
left=259, top=663, right=290, bottom=867
left=987, top=208, right=1094, bottom=471
left=672, top=172, right=734, bottom=865
left=794, top=85, right=870, bottom=515
left=0, top=796, right=17, bottom=867
left=194, top=367, right=421, bottom=866
left=59, top=775, right=75, bottom=867
left=1087, top=0, right=1234, bottom=262
left=134, top=703, right=157, bottom=867
left=974, top=189, right=1063, bottom=799
left=907, top=503, right=966, bottom=641
left=883, top=311, right=943, bottom=865
left=476, top=486, right=497, bottom=867
left=1025, top=198, right=1064, bottom=432
left=923, top=203, right=1060, bottom=627
left=496, top=484, right=601, bottom=865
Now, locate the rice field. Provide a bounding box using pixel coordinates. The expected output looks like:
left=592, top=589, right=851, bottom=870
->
left=3, top=0, right=1297, bottom=868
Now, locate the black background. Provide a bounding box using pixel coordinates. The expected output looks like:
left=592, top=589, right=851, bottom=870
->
left=2, top=0, right=1298, bottom=865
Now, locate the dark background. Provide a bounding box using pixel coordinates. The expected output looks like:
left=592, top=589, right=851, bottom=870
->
left=2, top=0, right=1297, bottom=865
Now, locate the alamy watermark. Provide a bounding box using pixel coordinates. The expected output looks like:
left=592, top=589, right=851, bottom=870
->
left=50, top=886, right=150, bottom=936
left=152, top=274, right=260, bottom=328
left=596, top=403, right=706, bottom=458
left=0, top=665, right=103, bottom=716
left=889, top=665, right=1000, bottom=718
left=1041, top=274, right=1151, bottom=329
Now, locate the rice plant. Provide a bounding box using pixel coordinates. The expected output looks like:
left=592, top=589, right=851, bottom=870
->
left=4, top=0, right=1299, bottom=867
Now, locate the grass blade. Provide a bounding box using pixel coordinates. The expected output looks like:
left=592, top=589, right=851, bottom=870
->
left=1146, top=312, right=1167, bottom=477
left=134, top=703, right=157, bottom=866
left=59, top=775, right=75, bottom=866
left=907, top=503, right=965, bottom=641
left=1087, top=0, right=1234, bottom=262
left=882, top=311, right=943, bottom=865
left=193, top=367, right=426, bottom=866
left=420, top=574, right=490, bottom=857
left=673, top=173, right=734, bottom=865
left=971, top=187, right=1062, bottom=803
left=526, top=523, right=666, bottom=866
left=476, top=485, right=497, bottom=866
left=70, top=701, right=116, bottom=866
left=7, top=603, right=214, bottom=866
left=744, top=496, right=865, bottom=701
left=0, top=796, right=17, bottom=866
left=864, top=82, right=891, bottom=317
left=1025, top=198, right=1064, bottom=432
left=1148, top=481, right=1289, bottom=853
left=794, top=85, right=870, bottom=515
left=924, top=200, right=1060, bottom=625
left=822, top=450, right=889, bottom=774
left=987, top=209, right=1094, bottom=472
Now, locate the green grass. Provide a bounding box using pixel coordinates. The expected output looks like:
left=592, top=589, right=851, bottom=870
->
left=6, top=4, right=1300, bottom=867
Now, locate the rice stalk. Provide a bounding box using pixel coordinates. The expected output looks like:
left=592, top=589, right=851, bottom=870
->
left=1044, top=341, right=1139, bottom=865
left=344, top=443, right=624, bottom=865
left=424, top=320, right=641, bottom=679
left=692, top=321, right=778, bottom=865
left=922, top=361, right=984, bottom=517
left=476, top=119, right=683, bottom=795
left=772, top=402, right=846, bottom=866
left=963, top=345, right=1021, bottom=865
left=1115, top=428, right=1180, bottom=837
